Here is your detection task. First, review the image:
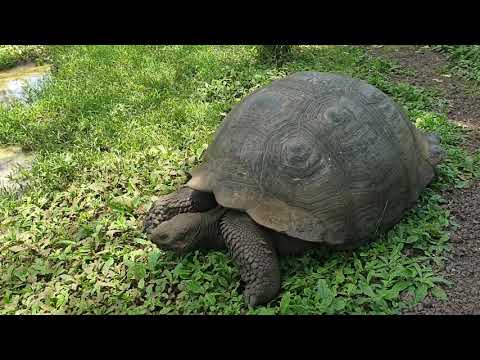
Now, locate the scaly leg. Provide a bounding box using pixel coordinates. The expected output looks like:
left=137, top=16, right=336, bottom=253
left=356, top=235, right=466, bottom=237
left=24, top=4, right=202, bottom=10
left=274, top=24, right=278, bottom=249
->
left=143, top=186, right=217, bottom=235
left=219, top=210, right=281, bottom=307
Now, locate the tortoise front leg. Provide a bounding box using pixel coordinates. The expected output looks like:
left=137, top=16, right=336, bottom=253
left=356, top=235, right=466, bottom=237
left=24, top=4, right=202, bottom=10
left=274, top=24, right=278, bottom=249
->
left=219, top=210, right=281, bottom=307
left=143, top=186, right=217, bottom=235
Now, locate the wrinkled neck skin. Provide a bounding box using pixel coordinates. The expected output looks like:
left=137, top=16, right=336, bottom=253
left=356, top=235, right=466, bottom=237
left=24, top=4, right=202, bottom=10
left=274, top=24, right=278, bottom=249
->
left=192, top=207, right=228, bottom=252
left=420, top=151, right=437, bottom=185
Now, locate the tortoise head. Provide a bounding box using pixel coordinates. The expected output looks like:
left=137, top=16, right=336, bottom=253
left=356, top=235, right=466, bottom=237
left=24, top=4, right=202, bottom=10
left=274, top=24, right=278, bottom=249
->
left=424, top=132, right=445, bottom=166
left=148, top=207, right=226, bottom=255
left=413, top=130, right=445, bottom=187
left=149, top=212, right=204, bottom=255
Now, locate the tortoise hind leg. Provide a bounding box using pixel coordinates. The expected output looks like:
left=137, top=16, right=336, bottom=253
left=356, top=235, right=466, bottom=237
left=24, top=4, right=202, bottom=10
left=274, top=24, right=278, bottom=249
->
left=273, top=232, right=318, bottom=257
left=143, top=187, right=217, bottom=234
left=219, top=210, right=281, bottom=307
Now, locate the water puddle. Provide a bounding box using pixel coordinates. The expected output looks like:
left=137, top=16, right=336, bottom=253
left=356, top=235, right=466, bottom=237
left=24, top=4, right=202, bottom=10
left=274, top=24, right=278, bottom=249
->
left=0, top=63, right=51, bottom=105
left=0, top=146, right=34, bottom=193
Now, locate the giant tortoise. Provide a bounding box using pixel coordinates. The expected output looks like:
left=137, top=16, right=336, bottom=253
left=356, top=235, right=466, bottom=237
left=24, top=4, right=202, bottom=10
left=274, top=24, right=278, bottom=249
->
left=143, top=71, right=444, bottom=306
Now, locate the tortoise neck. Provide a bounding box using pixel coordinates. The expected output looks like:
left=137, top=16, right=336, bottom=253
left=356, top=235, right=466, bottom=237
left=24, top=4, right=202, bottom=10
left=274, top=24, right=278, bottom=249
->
left=198, top=207, right=228, bottom=250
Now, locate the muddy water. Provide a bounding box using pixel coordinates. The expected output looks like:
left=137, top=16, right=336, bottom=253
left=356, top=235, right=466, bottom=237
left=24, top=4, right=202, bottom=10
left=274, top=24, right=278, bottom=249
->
left=0, top=64, right=48, bottom=191
left=0, top=63, right=51, bottom=105
left=0, top=146, right=34, bottom=192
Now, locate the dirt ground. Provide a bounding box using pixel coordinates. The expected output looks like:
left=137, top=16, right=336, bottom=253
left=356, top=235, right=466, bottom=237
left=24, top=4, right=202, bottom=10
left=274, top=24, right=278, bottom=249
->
left=366, top=45, right=480, bottom=314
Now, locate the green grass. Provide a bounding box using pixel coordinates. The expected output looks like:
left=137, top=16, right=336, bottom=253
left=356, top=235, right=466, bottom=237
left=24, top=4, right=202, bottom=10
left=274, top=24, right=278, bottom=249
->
left=1, top=45, right=479, bottom=314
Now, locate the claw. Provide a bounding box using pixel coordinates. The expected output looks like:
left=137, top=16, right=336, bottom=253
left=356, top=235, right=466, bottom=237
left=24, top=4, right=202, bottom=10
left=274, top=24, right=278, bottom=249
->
left=244, top=291, right=259, bottom=307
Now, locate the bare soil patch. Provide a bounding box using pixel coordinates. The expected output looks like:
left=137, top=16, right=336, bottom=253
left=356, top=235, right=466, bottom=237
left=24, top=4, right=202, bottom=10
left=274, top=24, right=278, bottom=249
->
left=367, top=45, right=480, bottom=314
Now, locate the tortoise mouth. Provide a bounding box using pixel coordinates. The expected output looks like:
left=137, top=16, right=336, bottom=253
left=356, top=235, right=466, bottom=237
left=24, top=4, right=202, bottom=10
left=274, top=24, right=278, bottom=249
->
left=149, top=214, right=203, bottom=255
left=429, top=144, right=445, bottom=166
left=153, top=230, right=200, bottom=255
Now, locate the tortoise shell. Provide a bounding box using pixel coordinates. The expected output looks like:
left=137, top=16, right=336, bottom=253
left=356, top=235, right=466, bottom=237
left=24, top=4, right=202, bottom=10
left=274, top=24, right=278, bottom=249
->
left=187, top=71, right=436, bottom=245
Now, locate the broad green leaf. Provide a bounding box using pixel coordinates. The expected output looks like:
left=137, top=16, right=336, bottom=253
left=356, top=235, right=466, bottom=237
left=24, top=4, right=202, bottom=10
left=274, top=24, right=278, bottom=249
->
left=279, top=292, right=291, bottom=315
left=414, top=284, right=429, bottom=303
left=431, top=286, right=447, bottom=301
left=186, top=281, right=204, bottom=294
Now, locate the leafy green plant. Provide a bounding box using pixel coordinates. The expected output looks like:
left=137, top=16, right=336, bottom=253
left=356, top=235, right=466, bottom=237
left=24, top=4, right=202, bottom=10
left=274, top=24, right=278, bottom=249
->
left=0, top=45, right=477, bottom=314
left=433, top=45, right=480, bottom=82
left=256, top=45, right=293, bottom=66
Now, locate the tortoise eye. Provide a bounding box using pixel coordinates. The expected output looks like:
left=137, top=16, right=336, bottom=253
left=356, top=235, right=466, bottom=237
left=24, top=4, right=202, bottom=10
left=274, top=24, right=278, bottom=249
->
left=431, top=145, right=444, bottom=157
